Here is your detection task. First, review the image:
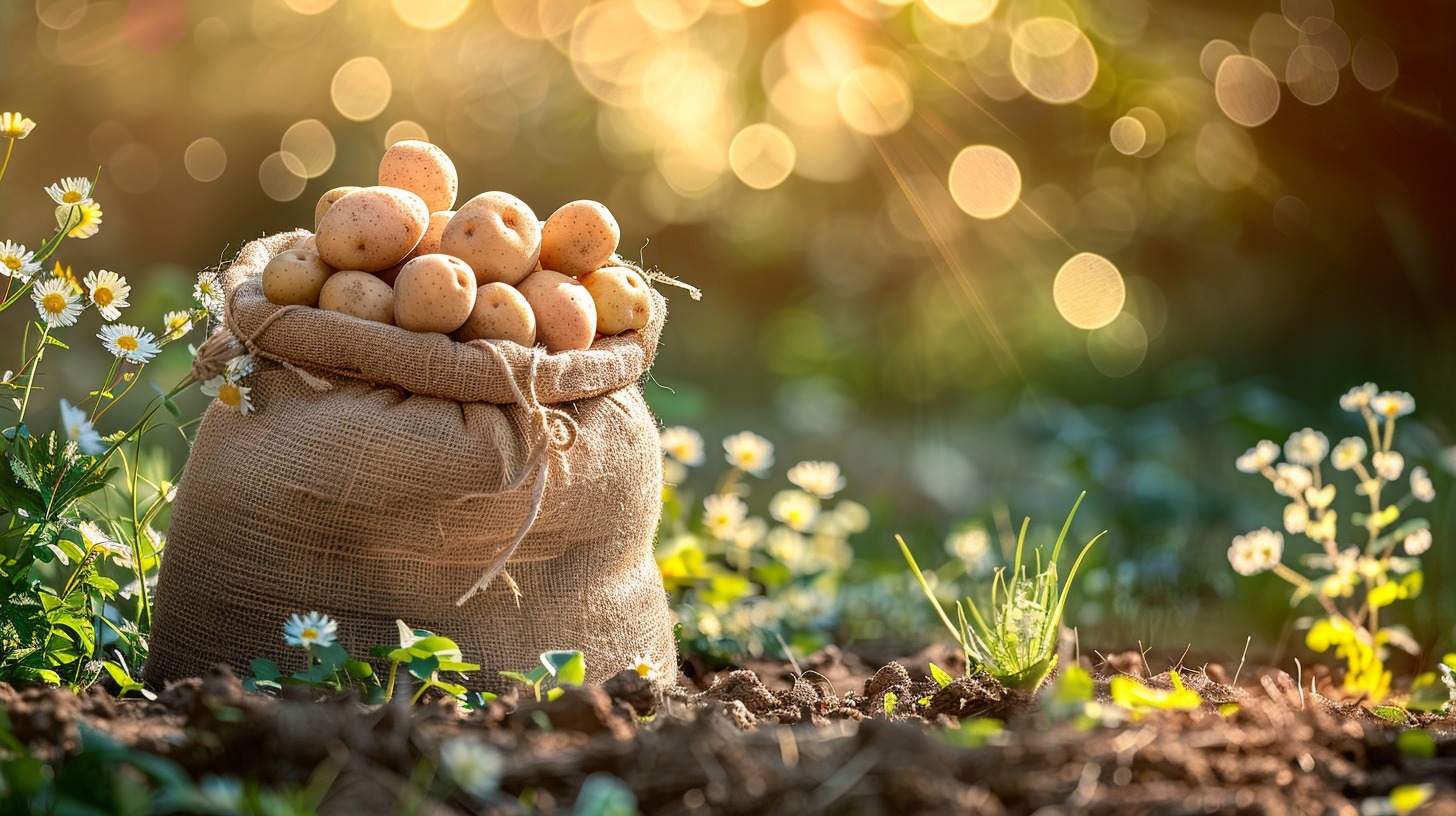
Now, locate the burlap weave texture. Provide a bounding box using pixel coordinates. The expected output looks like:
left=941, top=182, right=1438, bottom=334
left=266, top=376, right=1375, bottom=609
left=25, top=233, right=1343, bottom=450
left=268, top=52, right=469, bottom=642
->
left=146, top=231, right=675, bottom=692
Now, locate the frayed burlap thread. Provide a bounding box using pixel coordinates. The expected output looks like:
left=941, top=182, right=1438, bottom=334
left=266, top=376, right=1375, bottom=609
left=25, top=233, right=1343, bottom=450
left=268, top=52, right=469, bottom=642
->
left=146, top=231, right=676, bottom=692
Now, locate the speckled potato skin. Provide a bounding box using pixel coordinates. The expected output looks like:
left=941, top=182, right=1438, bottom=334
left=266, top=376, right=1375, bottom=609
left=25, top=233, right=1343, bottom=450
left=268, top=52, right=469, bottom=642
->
left=378, top=140, right=458, bottom=214
left=517, top=270, right=596, bottom=353
left=316, top=187, right=429, bottom=273
left=314, top=186, right=361, bottom=229
left=376, top=210, right=452, bottom=287
left=539, top=200, right=620, bottom=277
left=319, top=270, right=396, bottom=325
left=439, top=192, right=541, bottom=286
left=579, top=265, right=653, bottom=335
left=453, top=282, right=536, bottom=346
left=393, top=254, right=477, bottom=334
left=262, top=249, right=335, bottom=307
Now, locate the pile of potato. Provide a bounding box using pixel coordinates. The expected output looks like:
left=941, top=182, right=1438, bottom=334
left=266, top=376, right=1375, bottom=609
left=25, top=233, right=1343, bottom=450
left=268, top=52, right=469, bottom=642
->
left=261, top=140, right=654, bottom=353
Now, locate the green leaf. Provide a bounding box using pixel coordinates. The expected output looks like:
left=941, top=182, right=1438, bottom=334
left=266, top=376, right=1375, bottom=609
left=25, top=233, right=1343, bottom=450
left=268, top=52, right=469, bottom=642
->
left=940, top=718, right=1005, bottom=749
left=572, top=773, right=638, bottom=816
left=437, top=659, right=481, bottom=673
left=883, top=691, right=898, bottom=717
left=1390, top=784, right=1435, bottom=816
left=407, top=635, right=463, bottom=658
left=250, top=658, right=281, bottom=682
left=1110, top=672, right=1201, bottom=715
left=43, top=334, right=69, bottom=349
left=408, top=655, right=440, bottom=681
left=102, top=660, right=141, bottom=692
left=929, top=662, right=954, bottom=689
left=545, top=687, right=564, bottom=702
left=314, top=642, right=349, bottom=671
left=344, top=659, right=374, bottom=680
left=1370, top=705, right=1416, bottom=726
left=434, top=680, right=467, bottom=697
left=1396, top=729, right=1436, bottom=759
left=541, top=650, right=586, bottom=687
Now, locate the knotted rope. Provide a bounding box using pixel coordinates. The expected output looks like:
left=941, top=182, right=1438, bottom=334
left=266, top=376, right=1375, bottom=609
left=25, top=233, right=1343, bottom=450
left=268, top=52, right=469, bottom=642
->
left=191, top=286, right=334, bottom=391
left=455, top=343, right=578, bottom=606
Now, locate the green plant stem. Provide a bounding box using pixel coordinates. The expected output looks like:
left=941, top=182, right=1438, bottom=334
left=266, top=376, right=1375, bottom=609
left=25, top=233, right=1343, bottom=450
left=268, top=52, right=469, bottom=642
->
left=128, top=412, right=151, bottom=629
left=88, top=359, right=121, bottom=419
left=411, top=680, right=430, bottom=705
left=385, top=661, right=399, bottom=702
left=0, top=138, right=13, bottom=189
left=1383, top=416, right=1396, bottom=455
left=13, top=324, right=51, bottom=439
left=93, top=364, right=145, bottom=423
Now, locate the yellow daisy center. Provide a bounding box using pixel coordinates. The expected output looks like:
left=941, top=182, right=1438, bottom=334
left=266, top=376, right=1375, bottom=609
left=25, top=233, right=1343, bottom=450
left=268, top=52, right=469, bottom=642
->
left=301, top=627, right=318, bottom=640
left=42, top=293, right=67, bottom=314
left=634, top=662, right=652, bottom=677
left=118, top=335, right=138, bottom=352
left=2, top=257, right=18, bottom=270
left=218, top=383, right=241, bottom=407
left=62, top=191, right=82, bottom=204
left=169, top=316, right=188, bottom=329
left=93, top=287, right=113, bottom=306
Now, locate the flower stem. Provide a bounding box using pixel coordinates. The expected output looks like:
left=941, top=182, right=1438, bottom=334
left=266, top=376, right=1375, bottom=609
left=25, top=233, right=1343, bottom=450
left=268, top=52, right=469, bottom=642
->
left=1383, top=416, right=1395, bottom=454
left=13, top=324, right=50, bottom=438
left=89, top=359, right=122, bottom=419
left=0, top=138, right=13, bottom=189
left=385, top=662, right=399, bottom=702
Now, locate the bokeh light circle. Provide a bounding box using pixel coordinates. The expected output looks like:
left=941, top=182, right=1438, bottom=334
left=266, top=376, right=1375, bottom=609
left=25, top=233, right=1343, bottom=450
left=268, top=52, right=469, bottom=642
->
left=1352, top=36, right=1398, bottom=91
left=634, top=0, right=709, bottom=31
left=1126, top=106, right=1166, bottom=157
left=1087, top=312, right=1148, bottom=377
left=922, top=0, right=998, bottom=26
left=1299, top=20, right=1349, bottom=68
left=1273, top=195, right=1310, bottom=235
left=837, top=64, right=914, bottom=136
left=1195, top=123, right=1258, bottom=191
left=1009, top=17, right=1098, bottom=104
left=184, top=137, right=227, bottom=182
left=331, top=57, right=392, bottom=122
left=37, top=0, right=88, bottom=30
left=109, top=143, right=160, bottom=194
left=948, top=145, right=1021, bottom=220
left=729, top=124, right=796, bottom=190
left=1054, top=252, right=1125, bottom=330
left=283, top=0, right=337, bottom=13
left=391, top=0, right=470, bottom=30
left=1215, top=55, right=1280, bottom=126
left=385, top=120, right=430, bottom=147
left=258, top=151, right=307, bottom=202
left=1280, top=0, right=1332, bottom=32
left=1286, top=45, right=1338, bottom=106
left=1248, top=13, right=1299, bottom=81
left=1199, top=39, right=1240, bottom=82
left=1109, top=117, right=1146, bottom=155
left=280, top=119, right=335, bottom=178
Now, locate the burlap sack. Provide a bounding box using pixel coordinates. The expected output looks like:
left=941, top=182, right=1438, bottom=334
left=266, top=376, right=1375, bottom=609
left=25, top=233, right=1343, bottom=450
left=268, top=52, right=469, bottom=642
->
left=145, top=231, right=676, bottom=692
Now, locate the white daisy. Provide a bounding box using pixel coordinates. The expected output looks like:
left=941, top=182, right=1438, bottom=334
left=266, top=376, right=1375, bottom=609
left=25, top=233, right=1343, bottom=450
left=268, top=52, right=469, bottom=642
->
left=1283, top=503, right=1308, bottom=535
left=161, top=310, right=194, bottom=341
left=1373, top=450, right=1405, bottom=482
left=97, top=324, right=161, bottom=364
left=769, top=489, right=820, bottom=533
left=0, top=112, right=36, bottom=140
left=224, top=353, right=256, bottom=381
left=629, top=655, right=659, bottom=681
left=32, top=277, right=83, bottom=327
left=0, top=241, right=40, bottom=281
left=1411, top=466, right=1435, bottom=503
left=201, top=375, right=254, bottom=415
left=1236, top=439, right=1280, bottom=473
left=723, top=431, right=774, bottom=476
left=194, top=271, right=225, bottom=318
left=45, top=176, right=93, bottom=207
left=83, top=270, right=130, bottom=321
left=1339, top=383, right=1377, bottom=412
left=787, top=460, right=846, bottom=500
left=1228, top=528, right=1283, bottom=576
left=282, top=611, right=337, bottom=648
left=59, top=398, right=104, bottom=455
left=1371, top=391, right=1415, bottom=419
left=1283, top=428, right=1329, bottom=467
left=1403, top=528, right=1432, bottom=556
left=1330, top=437, right=1367, bottom=471
left=659, top=426, right=705, bottom=466
left=702, top=493, right=747, bottom=540
left=1272, top=463, right=1313, bottom=498
left=831, top=500, right=870, bottom=535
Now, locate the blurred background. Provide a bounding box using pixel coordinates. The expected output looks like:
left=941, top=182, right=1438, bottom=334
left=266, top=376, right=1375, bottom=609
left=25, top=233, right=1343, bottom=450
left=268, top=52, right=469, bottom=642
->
left=2, top=0, right=1453, bottom=667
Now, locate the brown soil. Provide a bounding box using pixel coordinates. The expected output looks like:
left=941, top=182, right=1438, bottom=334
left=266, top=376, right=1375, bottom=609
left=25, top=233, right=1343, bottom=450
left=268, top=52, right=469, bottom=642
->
left=2, top=650, right=1455, bottom=815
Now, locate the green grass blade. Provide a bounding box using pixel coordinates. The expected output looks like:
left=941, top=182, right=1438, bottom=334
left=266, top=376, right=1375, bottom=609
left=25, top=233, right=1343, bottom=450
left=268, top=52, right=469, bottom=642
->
left=1012, top=517, right=1030, bottom=584
left=1049, top=491, right=1086, bottom=565
left=898, top=535, right=966, bottom=652
left=1046, top=531, right=1104, bottom=643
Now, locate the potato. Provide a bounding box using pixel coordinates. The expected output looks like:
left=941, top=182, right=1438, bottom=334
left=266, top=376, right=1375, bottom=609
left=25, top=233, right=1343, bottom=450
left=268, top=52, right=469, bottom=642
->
left=579, top=265, right=652, bottom=335
left=453, top=282, right=536, bottom=346
left=539, top=200, right=620, bottom=276
left=439, top=192, right=541, bottom=286
left=319, top=271, right=395, bottom=324
left=286, top=233, right=315, bottom=252
left=262, top=249, right=335, bottom=307
left=393, top=254, right=476, bottom=333
left=378, top=140, right=458, bottom=214
left=316, top=187, right=429, bottom=273
left=517, top=270, right=596, bottom=353
left=314, top=186, right=361, bottom=229
left=376, top=210, right=452, bottom=286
